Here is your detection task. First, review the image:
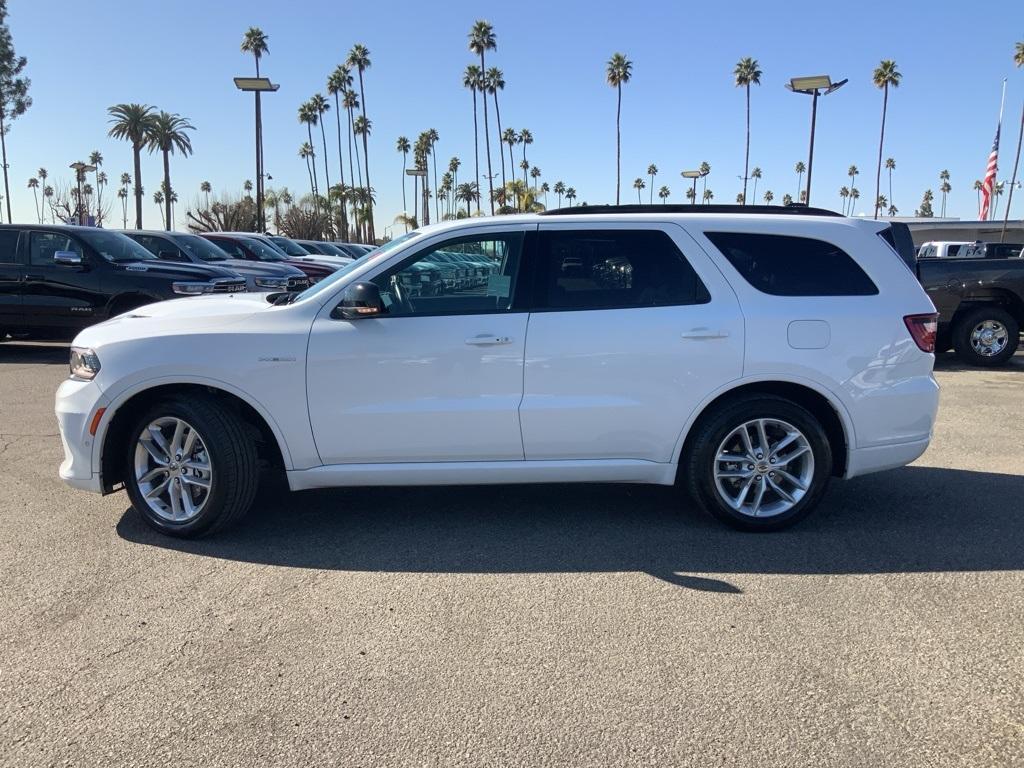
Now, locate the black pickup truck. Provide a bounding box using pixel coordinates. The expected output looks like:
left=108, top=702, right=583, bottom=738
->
left=915, top=251, right=1023, bottom=366
left=0, top=224, right=246, bottom=341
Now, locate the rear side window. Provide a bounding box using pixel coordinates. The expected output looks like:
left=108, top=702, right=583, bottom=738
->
left=0, top=230, right=19, bottom=262
left=705, top=232, right=878, bottom=296
left=536, top=229, right=709, bottom=310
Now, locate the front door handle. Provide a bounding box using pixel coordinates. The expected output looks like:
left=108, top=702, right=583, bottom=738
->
left=681, top=328, right=729, bottom=340
left=465, top=334, right=513, bottom=346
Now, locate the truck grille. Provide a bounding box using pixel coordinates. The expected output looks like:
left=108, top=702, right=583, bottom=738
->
left=210, top=277, right=247, bottom=293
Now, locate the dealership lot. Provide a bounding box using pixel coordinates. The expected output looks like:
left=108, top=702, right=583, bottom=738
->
left=1, top=343, right=1022, bottom=767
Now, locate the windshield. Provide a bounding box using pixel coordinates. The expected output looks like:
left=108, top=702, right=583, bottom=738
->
left=241, top=237, right=289, bottom=261
left=79, top=230, right=157, bottom=263
left=270, top=236, right=312, bottom=257
left=296, top=231, right=421, bottom=301
left=177, top=234, right=229, bottom=262
left=316, top=242, right=349, bottom=257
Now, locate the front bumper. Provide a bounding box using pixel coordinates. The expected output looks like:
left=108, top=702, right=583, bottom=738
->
left=55, top=378, right=108, bottom=493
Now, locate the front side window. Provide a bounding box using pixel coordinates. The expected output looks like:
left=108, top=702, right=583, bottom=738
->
left=29, top=232, right=84, bottom=266
left=536, top=229, right=709, bottom=310
left=176, top=234, right=228, bottom=262
left=0, top=230, right=19, bottom=263
left=705, top=231, right=878, bottom=296
left=371, top=232, right=523, bottom=317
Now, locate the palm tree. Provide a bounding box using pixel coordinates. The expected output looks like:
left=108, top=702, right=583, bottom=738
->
left=553, top=180, right=566, bottom=208
left=939, top=169, right=951, bottom=217
left=310, top=93, right=332, bottom=219
left=153, top=189, right=165, bottom=228
left=486, top=67, right=506, bottom=188
left=658, top=185, right=670, bottom=203
left=1002, top=41, right=1024, bottom=224
left=540, top=181, right=550, bottom=207
left=782, top=193, right=793, bottom=207
left=108, top=103, right=156, bottom=228
left=518, top=129, right=533, bottom=185
left=298, top=101, right=320, bottom=211
left=299, top=142, right=315, bottom=199
left=27, top=177, right=39, bottom=222
left=686, top=187, right=696, bottom=204
left=502, top=128, right=517, bottom=184
left=887, top=203, right=898, bottom=217
left=703, top=189, right=714, bottom=204
left=456, top=181, right=479, bottom=216
left=847, top=165, right=859, bottom=210
left=839, top=185, right=850, bottom=214
left=735, top=193, right=745, bottom=204
left=37, top=167, right=47, bottom=198
left=849, top=187, right=860, bottom=215
left=145, top=111, right=194, bottom=231
left=463, top=64, right=483, bottom=214
left=876, top=194, right=888, bottom=213
left=89, top=151, right=104, bottom=224
left=633, top=177, right=646, bottom=203
left=606, top=53, right=633, bottom=204
left=117, top=187, right=128, bottom=227
left=200, top=180, right=211, bottom=210
left=347, top=44, right=374, bottom=241
left=974, top=179, right=983, bottom=212
left=469, top=21, right=497, bottom=214
left=241, top=27, right=270, bottom=212
left=327, top=65, right=352, bottom=239
left=750, top=167, right=762, bottom=203
left=872, top=60, right=902, bottom=219
left=794, top=161, right=806, bottom=200
left=530, top=166, right=541, bottom=192
left=885, top=157, right=896, bottom=207
left=396, top=135, right=411, bottom=220
left=763, top=190, right=774, bottom=205
left=427, top=128, right=440, bottom=222
left=565, top=187, right=577, bottom=207
left=341, top=88, right=362, bottom=190
left=733, top=57, right=762, bottom=205
left=646, top=164, right=658, bottom=204
left=699, top=161, right=711, bottom=197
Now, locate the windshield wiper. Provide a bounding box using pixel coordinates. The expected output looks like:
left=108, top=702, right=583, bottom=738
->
left=269, top=291, right=300, bottom=305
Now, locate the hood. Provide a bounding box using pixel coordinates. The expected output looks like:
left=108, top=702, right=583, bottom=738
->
left=286, top=258, right=336, bottom=278
left=289, top=254, right=352, bottom=268
left=218, top=258, right=306, bottom=277
left=110, top=259, right=242, bottom=281
left=73, top=292, right=273, bottom=348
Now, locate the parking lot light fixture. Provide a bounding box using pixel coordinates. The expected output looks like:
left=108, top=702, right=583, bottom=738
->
left=681, top=170, right=705, bottom=205
left=786, top=75, right=847, bottom=206
left=234, top=77, right=280, bottom=232
left=69, top=162, right=97, bottom=225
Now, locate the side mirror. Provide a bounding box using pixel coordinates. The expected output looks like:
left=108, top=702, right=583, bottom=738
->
left=158, top=250, right=185, bottom=262
left=53, top=250, right=83, bottom=267
left=332, top=282, right=386, bottom=320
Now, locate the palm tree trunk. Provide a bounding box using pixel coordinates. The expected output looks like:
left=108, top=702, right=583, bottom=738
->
left=319, top=117, right=332, bottom=231
left=163, top=150, right=172, bottom=230
left=888, top=169, right=893, bottom=209
left=797, top=171, right=803, bottom=199
left=305, top=156, right=315, bottom=199
left=432, top=143, right=439, bottom=223
left=1002, top=103, right=1024, bottom=238
left=649, top=174, right=654, bottom=205
left=357, top=71, right=374, bottom=242
left=31, top=188, right=39, bottom=223
left=94, top=169, right=101, bottom=225
left=333, top=94, right=349, bottom=240
left=413, top=176, right=418, bottom=224
left=494, top=92, right=506, bottom=190
left=0, top=110, right=9, bottom=223
left=401, top=150, right=408, bottom=223
left=742, top=84, right=750, bottom=205
left=615, top=84, right=621, bottom=205
left=480, top=54, right=494, bottom=215
left=306, top=125, right=320, bottom=215
left=472, top=89, right=480, bottom=213
left=133, top=142, right=143, bottom=228
left=874, top=85, right=888, bottom=220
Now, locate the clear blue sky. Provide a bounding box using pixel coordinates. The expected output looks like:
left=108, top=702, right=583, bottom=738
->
left=6, top=0, right=1024, bottom=232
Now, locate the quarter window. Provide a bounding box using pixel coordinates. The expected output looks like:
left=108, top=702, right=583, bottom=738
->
left=535, top=229, right=709, bottom=310
left=705, top=232, right=878, bottom=296
left=29, top=232, right=83, bottom=267
left=372, top=233, right=523, bottom=317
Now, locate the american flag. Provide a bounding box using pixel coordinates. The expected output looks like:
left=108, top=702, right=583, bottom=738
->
left=979, top=124, right=1000, bottom=220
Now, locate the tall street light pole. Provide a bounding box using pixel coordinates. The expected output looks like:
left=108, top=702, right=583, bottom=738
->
left=406, top=167, right=428, bottom=225
left=69, top=162, right=96, bottom=225
left=234, top=77, right=280, bottom=232
left=786, top=75, right=847, bottom=206
left=681, top=170, right=704, bottom=205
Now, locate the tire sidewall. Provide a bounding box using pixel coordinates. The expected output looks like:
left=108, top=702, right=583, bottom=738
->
left=124, top=400, right=231, bottom=537
left=691, top=398, right=833, bottom=531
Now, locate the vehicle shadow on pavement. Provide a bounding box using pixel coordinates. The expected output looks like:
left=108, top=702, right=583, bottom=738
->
left=933, top=350, right=1024, bottom=372
left=116, top=465, right=1024, bottom=591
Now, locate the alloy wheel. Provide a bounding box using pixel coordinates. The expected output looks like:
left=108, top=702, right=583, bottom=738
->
left=133, top=417, right=213, bottom=522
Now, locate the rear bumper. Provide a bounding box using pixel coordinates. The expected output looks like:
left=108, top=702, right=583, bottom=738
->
left=55, top=378, right=108, bottom=493
left=845, top=436, right=931, bottom=479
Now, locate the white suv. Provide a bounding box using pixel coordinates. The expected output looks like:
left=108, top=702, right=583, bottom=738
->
left=55, top=207, right=940, bottom=536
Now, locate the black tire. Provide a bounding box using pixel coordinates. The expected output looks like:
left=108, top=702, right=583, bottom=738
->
left=682, top=395, right=833, bottom=532
left=952, top=306, right=1020, bottom=367
left=124, top=396, right=259, bottom=538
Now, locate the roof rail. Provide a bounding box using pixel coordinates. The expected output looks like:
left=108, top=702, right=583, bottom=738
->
left=538, top=203, right=843, bottom=217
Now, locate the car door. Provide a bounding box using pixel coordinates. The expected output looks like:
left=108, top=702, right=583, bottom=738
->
left=20, top=231, right=104, bottom=331
left=306, top=225, right=533, bottom=465
left=519, top=222, right=744, bottom=463
left=0, top=229, right=23, bottom=329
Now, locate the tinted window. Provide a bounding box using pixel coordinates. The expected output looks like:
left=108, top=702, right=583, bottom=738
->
left=269, top=236, right=311, bottom=257
left=0, top=230, right=19, bottom=262
left=29, top=232, right=83, bottom=266
left=705, top=232, right=878, bottom=296
left=205, top=236, right=246, bottom=259
left=372, top=233, right=523, bottom=317
left=176, top=234, right=228, bottom=262
left=536, top=229, right=708, bottom=310
left=77, top=230, right=155, bottom=263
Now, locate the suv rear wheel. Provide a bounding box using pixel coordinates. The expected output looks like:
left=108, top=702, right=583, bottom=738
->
left=952, top=306, right=1020, bottom=366
left=683, top=395, right=833, bottom=531
left=124, top=396, right=258, bottom=537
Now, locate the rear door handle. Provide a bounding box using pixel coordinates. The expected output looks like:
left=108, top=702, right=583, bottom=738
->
left=681, top=328, right=729, bottom=340
left=465, top=334, right=513, bottom=346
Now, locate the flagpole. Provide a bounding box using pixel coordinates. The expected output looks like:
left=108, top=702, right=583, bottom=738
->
left=1002, top=77, right=1023, bottom=242
left=987, top=79, right=1007, bottom=221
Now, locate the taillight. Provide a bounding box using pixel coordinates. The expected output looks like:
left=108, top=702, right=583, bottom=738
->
left=904, top=313, right=939, bottom=353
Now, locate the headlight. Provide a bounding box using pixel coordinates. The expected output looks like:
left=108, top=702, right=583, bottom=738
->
left=172, top=281, right=216, bottom=295
left=70, top=347, right=101, bottom=381
left=253, top=276, right=289, bottom=290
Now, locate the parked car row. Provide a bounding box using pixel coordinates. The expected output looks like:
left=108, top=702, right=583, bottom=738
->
left=0, top=224, right=373, bottom=341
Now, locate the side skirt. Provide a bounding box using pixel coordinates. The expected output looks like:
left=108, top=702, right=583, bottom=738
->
left=287, top=459, right=677, bottom=491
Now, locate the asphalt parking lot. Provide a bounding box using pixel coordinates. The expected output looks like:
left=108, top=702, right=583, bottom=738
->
left=1, top=342, right=1021, bottom=767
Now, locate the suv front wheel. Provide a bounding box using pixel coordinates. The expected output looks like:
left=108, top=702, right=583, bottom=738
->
left=683, top=395, right=833, bottom=531
left=124, top=396, right=259, bottom=537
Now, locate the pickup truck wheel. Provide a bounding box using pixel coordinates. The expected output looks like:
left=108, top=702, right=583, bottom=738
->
left=953, top=307, right=1020, bottom=366
left=683, top=396, right=832, bottom=532
left=125, top=397, right=258, bottom=538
